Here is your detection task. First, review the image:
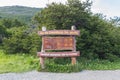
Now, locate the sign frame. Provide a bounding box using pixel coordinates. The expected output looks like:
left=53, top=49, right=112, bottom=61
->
left=37, top=27, right=80, bottom=69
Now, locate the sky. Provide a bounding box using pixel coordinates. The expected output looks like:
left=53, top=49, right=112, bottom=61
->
left=0, top=0, right=120, bottom=18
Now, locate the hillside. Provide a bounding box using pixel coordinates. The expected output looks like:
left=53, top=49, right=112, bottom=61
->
left=0, top=6, right=41, bottom=24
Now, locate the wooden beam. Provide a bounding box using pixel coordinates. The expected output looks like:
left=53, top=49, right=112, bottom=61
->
left=38, top=30, right=80, bottom=36
left=37, top=51, right=80, bottom=57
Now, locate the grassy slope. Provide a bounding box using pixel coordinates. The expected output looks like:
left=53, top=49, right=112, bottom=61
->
left=0, top=50, right=39, bottom=73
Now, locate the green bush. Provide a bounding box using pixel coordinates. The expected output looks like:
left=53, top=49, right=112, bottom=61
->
left=33, top=0, right=120, bottom=61
left=2, top=26, right=41, bottom=54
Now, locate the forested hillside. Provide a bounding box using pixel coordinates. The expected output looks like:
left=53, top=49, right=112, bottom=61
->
left=0, top=6, right=41, bottom=24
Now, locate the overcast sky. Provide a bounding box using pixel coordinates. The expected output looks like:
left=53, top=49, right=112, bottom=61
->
left=0, top=0, right=120, bottom=18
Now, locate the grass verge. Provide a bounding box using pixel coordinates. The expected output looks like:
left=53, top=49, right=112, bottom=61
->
left=0, top=50, right=39, bottom=73
left=38, top=58, right=120, bottom=73
left=0, top=50, right=120, bottom=73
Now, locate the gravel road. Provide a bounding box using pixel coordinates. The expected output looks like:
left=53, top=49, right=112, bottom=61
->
left=0, top=70, right=120, bottom=80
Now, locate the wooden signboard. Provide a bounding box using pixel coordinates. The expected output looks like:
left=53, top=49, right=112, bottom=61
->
left=37, top=27, right=80, bottom=69
left=43, top=37, right=74, bottom=50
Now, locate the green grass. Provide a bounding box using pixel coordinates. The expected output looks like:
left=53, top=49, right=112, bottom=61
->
left=0, top=50, right=120, bottom=73
left=78, top=59, right=120, bottom=70
left=38, top=58, right=120, bottom=72
left=0, top=50, right=39, bottom=73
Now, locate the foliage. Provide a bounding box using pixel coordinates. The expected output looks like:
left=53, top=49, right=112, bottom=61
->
left=2, top=26, right=41, bottom=54
left=33, top=0, right=92, bottom=30
left=109, top=16, right=120, bottom=27
left=33, top=0, right=120, bottom=61
left=0, top=7, right=42, bottom=54
left=0, top=20, right=7, bottom=44
left=0, top=18, right=25, bottom=28
left=0, top=18, right=25, bottom=44
left=0, top=24, right=6, bottom=43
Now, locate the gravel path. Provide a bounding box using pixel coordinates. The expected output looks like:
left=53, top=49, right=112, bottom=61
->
left=0, top=70, right=120, bottom=80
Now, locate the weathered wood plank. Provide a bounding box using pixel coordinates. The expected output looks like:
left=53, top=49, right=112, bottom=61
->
left=37, top=51, right=80, bottom=57
left=38, top=30, right=80, bottom=36
left=43, top=37, right=74, bottom=50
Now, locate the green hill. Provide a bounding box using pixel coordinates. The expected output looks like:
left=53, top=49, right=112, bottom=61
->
left=0, top=6, right=41, bottom=24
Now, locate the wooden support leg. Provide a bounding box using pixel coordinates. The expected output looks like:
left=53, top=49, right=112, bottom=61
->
left=71, top=57, right=76, bottom=65
left=40, top=57, right=45, bottom=69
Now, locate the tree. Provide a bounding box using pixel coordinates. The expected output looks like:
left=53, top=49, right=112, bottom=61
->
left=12, top=19, right=25, bottom=27
left=0, top=24, right=6, bottom=43
left=0, top=19, right=7, bottom=44
left=33, top=0, right=120, bottom=61
left=109, top=16, right=120, bottom=27
left=1, top=18, right=25, bottom=28
left=33, top=0, right=92, bottom=30
left=0, top=18, right=25, bottom=44
left=2, top=26, right=41, bottom=54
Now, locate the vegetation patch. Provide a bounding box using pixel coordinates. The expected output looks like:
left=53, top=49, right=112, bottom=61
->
left=0, top=50, right=120, bottom=73
left=38, top=58, right=120, bottom=73
left=0, top=50, right=39, bottom=73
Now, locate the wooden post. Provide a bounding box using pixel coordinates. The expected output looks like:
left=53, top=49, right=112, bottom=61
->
left=40, top=26, right=46, bottom=69
left=71, top=57, right=76, bottom=65
left=71, top=25, right=77, bottom=65
left=40, top=57, right=45, bottom=69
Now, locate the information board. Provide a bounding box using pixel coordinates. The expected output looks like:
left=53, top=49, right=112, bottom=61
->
left=43, top=37, right=74, bottom=50
left=37, top=28, right=80, bottom=68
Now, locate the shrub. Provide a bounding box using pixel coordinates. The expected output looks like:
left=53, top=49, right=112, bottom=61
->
left=33, top=1, right=120, bottom=61
left=2, top=26, right=41, bottom=54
